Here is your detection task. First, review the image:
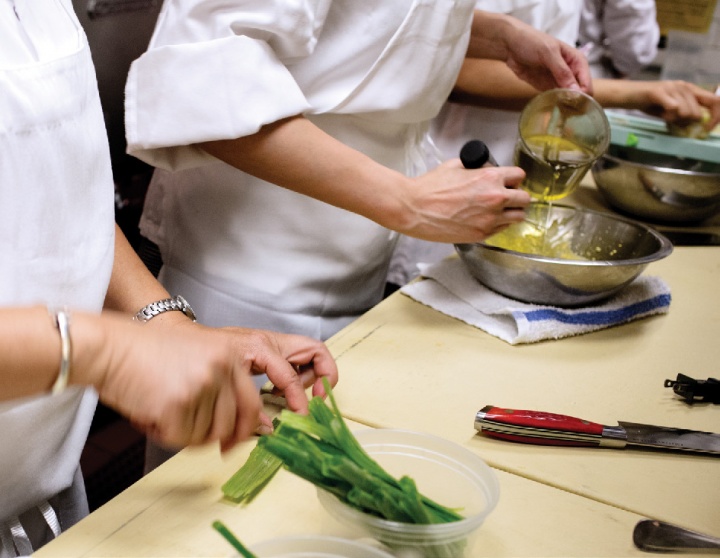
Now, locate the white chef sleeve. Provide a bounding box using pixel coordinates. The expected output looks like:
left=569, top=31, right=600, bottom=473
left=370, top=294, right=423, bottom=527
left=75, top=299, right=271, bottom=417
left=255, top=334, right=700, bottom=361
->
left=125, top=0, right=329, bottom=171
left=601, top=0, right=659, bottom=77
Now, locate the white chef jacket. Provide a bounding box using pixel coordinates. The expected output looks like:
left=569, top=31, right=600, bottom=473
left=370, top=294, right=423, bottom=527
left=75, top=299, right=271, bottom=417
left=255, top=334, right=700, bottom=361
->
left=578, top=0, right=659, bottom=79
left=127, top=0, right=475, bottom=340
left=387, top=0, right=581, bottom=286
left=0, top=0, right=115, bottom=554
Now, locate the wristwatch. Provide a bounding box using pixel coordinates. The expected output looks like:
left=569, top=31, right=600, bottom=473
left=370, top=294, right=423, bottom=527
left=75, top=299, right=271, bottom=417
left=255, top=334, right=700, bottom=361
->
left=133, top=295, right=197, bottom=323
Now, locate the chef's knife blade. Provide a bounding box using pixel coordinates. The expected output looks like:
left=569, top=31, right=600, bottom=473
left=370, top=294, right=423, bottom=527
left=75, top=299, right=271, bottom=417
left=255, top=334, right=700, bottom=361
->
left=474, top=405, right=720, bottom=455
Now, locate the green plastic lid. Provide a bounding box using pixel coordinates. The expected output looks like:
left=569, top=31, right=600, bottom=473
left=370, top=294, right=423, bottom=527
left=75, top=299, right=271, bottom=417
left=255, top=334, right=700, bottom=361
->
left=606, top=111, right=720, bottom=164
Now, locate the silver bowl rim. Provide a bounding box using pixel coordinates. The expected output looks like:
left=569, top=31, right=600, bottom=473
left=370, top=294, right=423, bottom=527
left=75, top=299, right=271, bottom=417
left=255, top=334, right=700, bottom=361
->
left=597, top=151, right=720, bottom=179
left=455, top=203, right=673, bottom=267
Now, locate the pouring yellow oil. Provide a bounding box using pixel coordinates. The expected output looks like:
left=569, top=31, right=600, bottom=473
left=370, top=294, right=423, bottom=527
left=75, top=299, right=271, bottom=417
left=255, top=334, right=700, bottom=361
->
left=506, top=134, right=596, bottom=257
left=515, top=134, right=596, bottom=201
left=484, top=221, right=583, bottom=260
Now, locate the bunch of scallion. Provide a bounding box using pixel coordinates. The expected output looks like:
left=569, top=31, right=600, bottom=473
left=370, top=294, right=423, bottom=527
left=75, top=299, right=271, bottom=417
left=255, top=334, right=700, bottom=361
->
left=222, top=379, right=466, bottom=558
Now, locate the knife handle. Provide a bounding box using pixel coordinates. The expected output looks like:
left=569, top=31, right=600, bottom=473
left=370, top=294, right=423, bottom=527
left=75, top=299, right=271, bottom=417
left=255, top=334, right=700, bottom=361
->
left=475, top=405, right=607, bottom=447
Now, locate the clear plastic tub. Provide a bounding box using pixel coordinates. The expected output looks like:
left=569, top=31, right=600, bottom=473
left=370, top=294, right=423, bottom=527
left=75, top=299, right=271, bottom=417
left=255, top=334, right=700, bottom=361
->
left=317, top=429, right=500, bottom=558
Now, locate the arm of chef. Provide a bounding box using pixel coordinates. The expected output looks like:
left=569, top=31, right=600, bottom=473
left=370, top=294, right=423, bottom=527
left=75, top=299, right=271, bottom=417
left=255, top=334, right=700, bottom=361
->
left=465, top=9, right=593, bottom=95
left=124, top=0, right=328, bottom=171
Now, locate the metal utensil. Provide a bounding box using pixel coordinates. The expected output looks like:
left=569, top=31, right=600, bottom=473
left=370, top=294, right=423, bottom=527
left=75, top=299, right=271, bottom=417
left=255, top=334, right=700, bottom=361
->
left=633, top=520, right=720, bottom=553
left=474, top=405, right=720, bottom=455
left=260, top=380, right=288, bottom=408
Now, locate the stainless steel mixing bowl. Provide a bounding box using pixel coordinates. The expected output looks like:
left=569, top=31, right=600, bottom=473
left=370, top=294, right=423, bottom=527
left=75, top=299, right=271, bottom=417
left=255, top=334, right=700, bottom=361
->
left=455, top=204, right=673, bottom=307
left=592, top=144, right=720, bottom=224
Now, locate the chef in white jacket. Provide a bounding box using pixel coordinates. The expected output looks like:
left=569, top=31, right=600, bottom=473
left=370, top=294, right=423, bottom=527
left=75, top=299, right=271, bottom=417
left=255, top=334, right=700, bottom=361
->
left=0, top=2, right=337, bottom=555
left=126, top=2, right=590, bottom=340
left=126, top=1, right=592, bottom=468
left=578, top=0, right=659, bottom=79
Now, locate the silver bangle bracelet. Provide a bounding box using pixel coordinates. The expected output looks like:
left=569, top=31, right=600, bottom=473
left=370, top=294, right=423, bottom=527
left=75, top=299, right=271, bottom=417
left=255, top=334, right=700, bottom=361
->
left=50, top=309, right=72, bottom=395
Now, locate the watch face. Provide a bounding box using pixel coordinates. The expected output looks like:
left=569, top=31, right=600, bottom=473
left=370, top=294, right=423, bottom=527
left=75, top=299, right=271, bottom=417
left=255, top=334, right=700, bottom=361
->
left=175, top=296, right=197, bottom=321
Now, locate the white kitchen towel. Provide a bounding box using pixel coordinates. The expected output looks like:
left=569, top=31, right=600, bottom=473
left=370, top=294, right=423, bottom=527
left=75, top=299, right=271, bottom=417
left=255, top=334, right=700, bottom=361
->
left=400, top=259, right=671, bottom=345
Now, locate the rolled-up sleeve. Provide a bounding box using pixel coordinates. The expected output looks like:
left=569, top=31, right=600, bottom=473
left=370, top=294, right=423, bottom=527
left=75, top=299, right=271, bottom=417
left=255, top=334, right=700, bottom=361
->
left=125, top=0, right=328, bottom=170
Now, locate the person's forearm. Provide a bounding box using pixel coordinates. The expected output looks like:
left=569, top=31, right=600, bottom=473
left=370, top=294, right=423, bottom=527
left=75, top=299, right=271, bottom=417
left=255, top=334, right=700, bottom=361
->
left=0, top=306, right=108, bottom=400
left=465, top=10, right=591, bottom=95
left=0, top=306, right=69, bottom=397
left=103, top=225, right=177, bottom=320
left=450, top=66, right=704, bottom=118
left=465, top=10, right=517, bottom=61
left=450, top=66, right=651, bottom=111
left=449, top=58, right=538, bottom=110
left=0, top=227, right=175, bottom=400
left=199, top=115, right=413, bottom=231
left=591, top=79, right=652, bottom=109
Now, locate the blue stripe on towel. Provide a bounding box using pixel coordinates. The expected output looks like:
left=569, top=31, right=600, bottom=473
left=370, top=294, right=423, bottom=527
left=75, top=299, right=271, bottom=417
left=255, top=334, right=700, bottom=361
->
left=522, top=293, right=672, bottom=326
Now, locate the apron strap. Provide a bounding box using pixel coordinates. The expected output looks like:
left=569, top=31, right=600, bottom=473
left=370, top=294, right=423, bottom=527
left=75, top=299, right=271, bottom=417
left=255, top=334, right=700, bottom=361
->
left=37, top=501, right=61, bottom=538
left=0, top=501, right=61, bottom=557
left=0, top=522, right=18, bottom=558
left=0, top=516, right=30, bottom=558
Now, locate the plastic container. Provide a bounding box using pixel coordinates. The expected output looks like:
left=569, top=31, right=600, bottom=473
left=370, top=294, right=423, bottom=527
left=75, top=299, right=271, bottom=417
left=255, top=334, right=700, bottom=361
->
left=250, top=535, right=394, bottom=558
left=317, top=429, right=500, bottom=558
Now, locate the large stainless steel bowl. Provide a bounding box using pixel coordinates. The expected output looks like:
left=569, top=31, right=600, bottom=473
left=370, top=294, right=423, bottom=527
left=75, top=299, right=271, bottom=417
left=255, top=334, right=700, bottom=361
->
left=455, top=204, right=673, bottom=307
left=592, top=144, right=720, bottom=224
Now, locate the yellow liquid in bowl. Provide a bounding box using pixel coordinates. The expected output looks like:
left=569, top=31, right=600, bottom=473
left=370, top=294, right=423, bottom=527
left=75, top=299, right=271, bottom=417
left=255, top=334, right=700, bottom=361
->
left=485, top=221, right=587, bottom=261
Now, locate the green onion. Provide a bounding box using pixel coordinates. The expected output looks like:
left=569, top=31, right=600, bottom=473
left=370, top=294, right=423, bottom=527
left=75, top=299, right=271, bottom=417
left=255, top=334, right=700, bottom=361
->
left=221, top=419, right=283, bottom=503
left=211, top=520, right=257, bottom=558
left=223, top=379, right=465, bottom=557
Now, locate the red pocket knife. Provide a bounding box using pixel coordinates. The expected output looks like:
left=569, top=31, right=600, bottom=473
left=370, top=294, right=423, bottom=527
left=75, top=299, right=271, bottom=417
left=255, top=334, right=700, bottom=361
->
left=475, top=405, right=720, bottom=455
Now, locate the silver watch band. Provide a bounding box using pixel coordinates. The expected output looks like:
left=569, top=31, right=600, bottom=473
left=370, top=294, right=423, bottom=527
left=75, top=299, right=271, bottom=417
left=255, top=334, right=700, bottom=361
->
left=133, top=295, right=197, bottom=323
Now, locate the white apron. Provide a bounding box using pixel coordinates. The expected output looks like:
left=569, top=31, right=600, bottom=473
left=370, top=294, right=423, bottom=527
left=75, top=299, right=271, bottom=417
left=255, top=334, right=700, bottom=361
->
left=129, top=0, right=475, bottom=340
left=0, top=1, right=115, bottom=554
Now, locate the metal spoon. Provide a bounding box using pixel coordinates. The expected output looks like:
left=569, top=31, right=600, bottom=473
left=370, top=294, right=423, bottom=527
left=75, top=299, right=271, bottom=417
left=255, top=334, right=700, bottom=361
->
left=633, top=520, right=720, bottom=553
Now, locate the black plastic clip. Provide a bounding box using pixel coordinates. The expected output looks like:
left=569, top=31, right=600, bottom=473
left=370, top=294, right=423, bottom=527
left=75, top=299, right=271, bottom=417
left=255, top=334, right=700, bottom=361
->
left=665, top=373, right=720, bottom=405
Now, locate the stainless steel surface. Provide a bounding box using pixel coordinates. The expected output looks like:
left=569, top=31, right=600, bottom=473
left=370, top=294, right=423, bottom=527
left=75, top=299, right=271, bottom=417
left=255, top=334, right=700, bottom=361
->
left=599, top=425, right=628, bottom=448
left=618, top=422, right=720, bottom=455
left=260, top=380, right=288, bottom=408
left=592, top=144, right=720, bottom=224
left=455, top=204, right=673, bottom=307
left=633, top=520, right=720, bottom=553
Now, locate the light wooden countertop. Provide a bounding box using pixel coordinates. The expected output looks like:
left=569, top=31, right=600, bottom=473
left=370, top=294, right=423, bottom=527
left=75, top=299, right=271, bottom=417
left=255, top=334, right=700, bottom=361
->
left=37, top=182, right=720, bottom=556
left=325, top=203, right=720, bottom=537
left=36, top=420, right=689, bottom=558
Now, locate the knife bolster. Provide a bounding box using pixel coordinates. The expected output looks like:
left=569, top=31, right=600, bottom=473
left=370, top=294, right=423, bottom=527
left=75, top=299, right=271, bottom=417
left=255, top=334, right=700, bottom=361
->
left=600, top=425, right=628, bottom=448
